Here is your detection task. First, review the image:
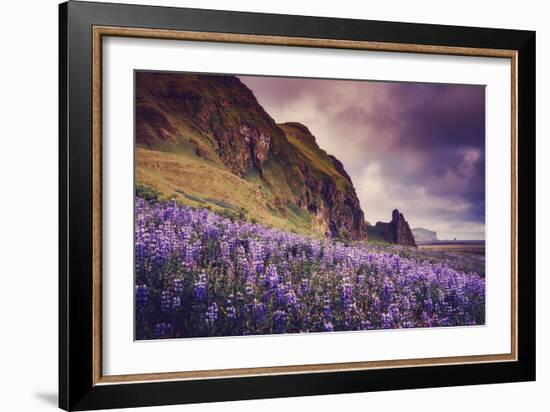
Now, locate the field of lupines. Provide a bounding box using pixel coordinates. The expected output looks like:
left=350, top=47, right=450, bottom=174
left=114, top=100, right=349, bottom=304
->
left=135, top=196, right=485, bottom=340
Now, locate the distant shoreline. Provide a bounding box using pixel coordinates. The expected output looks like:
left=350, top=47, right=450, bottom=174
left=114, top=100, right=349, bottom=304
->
left=417, top=241, right=485, bottom=256
left=417, top=240, right=485, bottom=247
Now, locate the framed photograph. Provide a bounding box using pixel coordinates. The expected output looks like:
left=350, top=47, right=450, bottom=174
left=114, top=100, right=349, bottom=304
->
left=59, top=1, right=535, bottom=410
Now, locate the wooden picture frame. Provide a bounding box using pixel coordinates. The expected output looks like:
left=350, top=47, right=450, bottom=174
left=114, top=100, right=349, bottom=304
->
left=59, top=1, right=535, bottom=410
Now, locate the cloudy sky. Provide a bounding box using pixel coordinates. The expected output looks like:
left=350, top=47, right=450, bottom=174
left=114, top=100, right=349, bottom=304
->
left=239, top=75, right=486, bottom=240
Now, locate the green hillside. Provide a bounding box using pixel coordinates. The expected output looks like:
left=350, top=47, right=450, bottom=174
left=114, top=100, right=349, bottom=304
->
left=135, top=72, right=367, bottom=239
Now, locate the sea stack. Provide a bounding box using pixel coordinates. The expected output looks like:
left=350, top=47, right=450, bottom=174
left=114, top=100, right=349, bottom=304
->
left=374, top=209, right=417, bottom=246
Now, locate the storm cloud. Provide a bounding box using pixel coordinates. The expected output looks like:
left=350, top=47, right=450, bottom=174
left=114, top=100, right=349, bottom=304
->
left=239, top=75, right=486, bottom=240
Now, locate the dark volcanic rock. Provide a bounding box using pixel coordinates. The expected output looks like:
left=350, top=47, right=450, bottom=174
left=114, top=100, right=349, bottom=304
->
left=328, top=155, right=353, bottom=183
left=374, top=209, right=416, bottom=246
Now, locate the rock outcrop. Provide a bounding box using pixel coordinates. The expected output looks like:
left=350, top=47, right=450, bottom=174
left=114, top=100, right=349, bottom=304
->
left=135, top=72, right=367, bottom=240
left=136, top=73, right=281, bottom=176
left=373, top=210, right=416, bottom=246
left=411, top=227, right=438, bottom=243
left=278, top=122, right=366, bottom=240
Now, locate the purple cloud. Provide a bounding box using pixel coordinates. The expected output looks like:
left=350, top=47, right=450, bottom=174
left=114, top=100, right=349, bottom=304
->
left=240, top=75, right=486, bottom=240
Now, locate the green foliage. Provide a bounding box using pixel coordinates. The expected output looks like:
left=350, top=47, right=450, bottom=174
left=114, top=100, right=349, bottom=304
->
left=217, top=208, right=238, bottom=222
left=337, top=228, right=351, bottom=245
left=213, top=205, right=250, bottom=223
left=136, top=184, right=161, bottom=201
left=237, top=206, right=247, bottom=221
left=205, top=198, right=236, bottom=210
left=281, top=124, right=351, bottom=192
left=176, top=189, right=205, bottom=204
left=285, top=203, right=312, bottom=229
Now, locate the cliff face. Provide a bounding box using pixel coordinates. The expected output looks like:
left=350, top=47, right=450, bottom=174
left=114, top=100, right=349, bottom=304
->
left=412, top=227, right=438, bottom=243
left=135, top=72, right=366, bottom=240
left=136, top=73, right=280, bottom=175
left=279, top=122, right=367, bottom=240
left=372, top=209, right=416, bottom=246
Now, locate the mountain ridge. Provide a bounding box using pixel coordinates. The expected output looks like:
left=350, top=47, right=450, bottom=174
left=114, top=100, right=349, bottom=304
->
left=135, top=72, right=367, bottom=240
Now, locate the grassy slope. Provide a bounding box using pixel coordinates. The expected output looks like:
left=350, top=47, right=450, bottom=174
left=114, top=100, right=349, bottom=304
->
left=137, top=123, right=361, bottom=236
left=136, top=147, right=315, bottom=235
left=136, top=74, right=319, bottom=236
left=136, top=122, right=358, bottom=238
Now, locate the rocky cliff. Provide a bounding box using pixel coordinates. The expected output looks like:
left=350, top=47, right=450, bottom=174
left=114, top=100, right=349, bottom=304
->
left=370, top=209, right=416, bottom=246
left=279, top=122, right=366, bottom=240
left=412, top=227, right=438, bottom=243
left=135, top=72, right=366, bottom=240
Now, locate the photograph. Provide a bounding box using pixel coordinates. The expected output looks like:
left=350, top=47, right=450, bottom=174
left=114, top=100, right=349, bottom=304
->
left=53, top=1, right=536, bottom=409
left=134, top=71, right=487, bottom=340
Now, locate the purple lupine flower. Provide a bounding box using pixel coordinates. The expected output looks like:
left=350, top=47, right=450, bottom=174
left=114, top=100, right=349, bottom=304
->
left=298, top=278, right=310, bottom=296
left=285, top=287, right=299, bottom=310
left=265, top=264, right=279, bottom=289
left=276, top=283, right=288, bottom=305
left=225, top=298, right=237, bottom=320
left=272, top=310, right=287, bottom=333
left=194, top=271, right=207, bottom=301
left=205, top=302, right=218, bottom=326
left=172, top=277, right=183, bottom=295
left=160, top=290, right=172, bottom=312
left=323, top=319, right=334, bottom=332
left=226, top=305, right=237, bottom=320
left=245, top=281, right=254, bottom=297
left=135, top=196, right=486, bottom=339
left=253, top=300, right=266, bottom=324
left=154, top=322, right=171, bottom=338
left=135, top=284, right=148, bottom=309
left=322, top=300, right=333, bottom=320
